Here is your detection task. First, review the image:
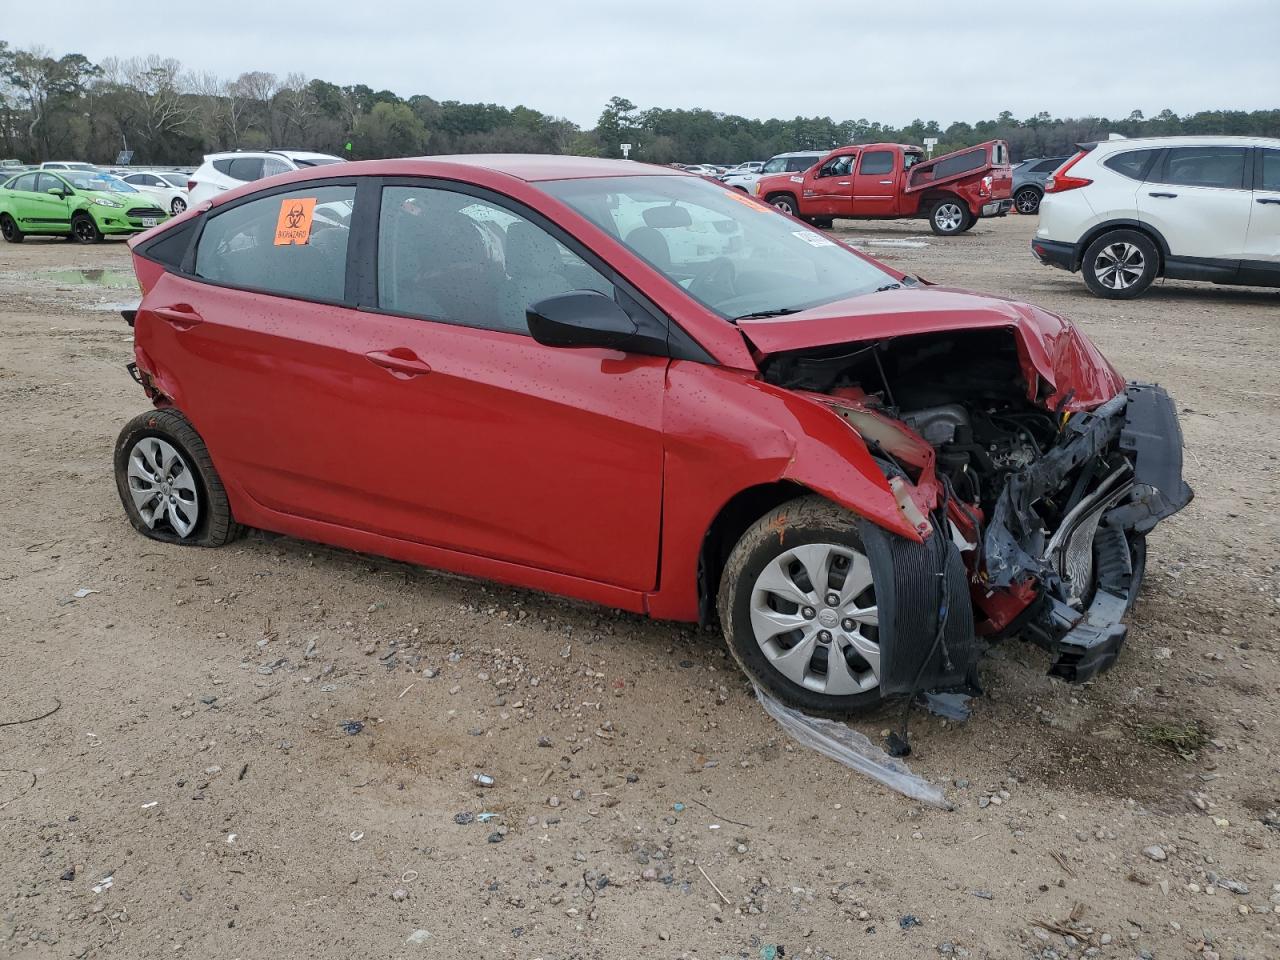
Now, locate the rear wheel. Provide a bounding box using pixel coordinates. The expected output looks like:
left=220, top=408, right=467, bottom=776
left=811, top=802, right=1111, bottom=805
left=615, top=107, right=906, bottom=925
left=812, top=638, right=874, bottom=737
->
left=170, top=196, right=187, bottom=215
left=0, top=214, right=23, bottom=243
left=929, top=198, right=971, bottom=235
left=1081, top=229, right=1158, bottom=299
left=114, top=408, right=242, bottom=547
left=718, top=496, right=885, bottom=717
left=1014, top=186, right=1042, bottom=215
left=767, top=193, right=799, bottom=217
left=806, top=216, right=835, bottom=228
left=71, top=213, right=102, bottom=244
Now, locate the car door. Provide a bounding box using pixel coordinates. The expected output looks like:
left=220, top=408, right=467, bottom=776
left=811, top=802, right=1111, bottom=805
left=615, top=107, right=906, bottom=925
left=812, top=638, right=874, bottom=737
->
left=1136, top=145, right=1253, bottom=272
left=851, top=148, right=899, bottom=215
left=31, top=173, right=73, bottom=231
left=355, top=182, right=667, bottom=590
left=1241, top=147, right=1280, bottom=284
left=805, top=153, right=856, bottom=216
left=5, top=173, right=43, bottom=230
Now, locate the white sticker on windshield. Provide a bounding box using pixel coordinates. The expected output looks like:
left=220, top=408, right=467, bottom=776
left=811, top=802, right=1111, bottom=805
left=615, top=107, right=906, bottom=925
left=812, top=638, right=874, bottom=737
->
left=792, top=231, right=835, bottom=248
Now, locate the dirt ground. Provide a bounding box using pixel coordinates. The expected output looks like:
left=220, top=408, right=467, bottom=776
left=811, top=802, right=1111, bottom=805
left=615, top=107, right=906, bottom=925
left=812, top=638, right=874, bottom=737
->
left=1, top=215, right=1277, bottom=960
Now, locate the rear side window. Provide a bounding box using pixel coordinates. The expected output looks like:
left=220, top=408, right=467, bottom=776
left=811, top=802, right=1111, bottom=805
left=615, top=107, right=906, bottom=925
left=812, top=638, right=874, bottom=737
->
left=262, top=157, right=292, bottom=178
left=1260, top=148, right=1280, bottom=191
left=213, top=157, right=266, bottom=182
left=10, top=173, right=38, bottom=192
left=1157, top=147, right=1248, bottom=190
left=858, top=150, right=895, bottom=175
left=194, top=184, right=355, bottom=302
left=1032, top=158, right=1066, bottom=173
left=785, top=156, right=820, bottom=172
left=1103, top=149, right=1159, bottom=181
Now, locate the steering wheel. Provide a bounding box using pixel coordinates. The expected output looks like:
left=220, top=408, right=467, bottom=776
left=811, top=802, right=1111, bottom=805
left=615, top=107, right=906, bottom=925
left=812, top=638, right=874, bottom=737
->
left=688, top=257, right=738, bottom=302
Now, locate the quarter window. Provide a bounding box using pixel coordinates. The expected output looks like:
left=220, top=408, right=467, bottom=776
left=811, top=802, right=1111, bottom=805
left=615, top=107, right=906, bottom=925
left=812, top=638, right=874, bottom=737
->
left=1158, top=146, right=1248, bottom=190
left=194, top=184, right=355, bottom=302
left=858, top=151, right=895, bottom=175
left=214, top=157, right=266, bottom=182
left=1258, top=148, right=1280, bottom=191
left=377, top=185, right=612, bottom=335
left=10, top=173, right=38, bottom=192
left=1103, top=149, right=1159, bottom=181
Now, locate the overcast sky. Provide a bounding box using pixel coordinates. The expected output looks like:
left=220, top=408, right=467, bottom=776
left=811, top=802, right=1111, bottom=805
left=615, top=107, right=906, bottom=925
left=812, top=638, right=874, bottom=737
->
left=9, top=0, right=1278, bottom=129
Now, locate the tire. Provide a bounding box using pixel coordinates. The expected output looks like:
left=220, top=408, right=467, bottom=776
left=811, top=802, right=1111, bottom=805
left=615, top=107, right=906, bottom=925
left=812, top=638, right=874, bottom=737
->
left=766, top=193, right=799, bottom=217
left=171, top=196, right=187, bottom=215
left=928, top=198, right=971, bottom=236
left=807, top=216, right=835, bottom=228
left=1014, top=186, right=1042, bottom=215
left=71, top=213, right=103, bottom=244
left=1081, top=229, right=1158, bottom=299
left=114, top=408, right=242, bottom=547
left=0, top=214, right=23, bottom=243
left=718, top=496, right=886, bottom=717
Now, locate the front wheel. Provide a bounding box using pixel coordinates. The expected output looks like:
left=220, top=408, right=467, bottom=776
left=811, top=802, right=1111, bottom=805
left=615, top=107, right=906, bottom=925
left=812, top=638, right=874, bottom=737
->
left=1014, top=187, right=1042, bottom=215
left=171, top=196, right=187, bottom=215
left=718, top=496, right=885, bottom=716
left=114, top=408, right=242, bottom=547
left=929, top=199, right=971, bottom=236
left=71, top=213, right=103, bottom=244
left=766, top=193, right=799, bottom=217
left=1081, top=229, right=1158, bottom=299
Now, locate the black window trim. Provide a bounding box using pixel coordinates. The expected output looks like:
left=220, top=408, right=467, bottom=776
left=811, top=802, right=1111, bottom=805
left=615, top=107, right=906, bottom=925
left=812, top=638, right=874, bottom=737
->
left=1250, top=146, right=1276, bottom=192
left=360, top=175, right=713, bottom=363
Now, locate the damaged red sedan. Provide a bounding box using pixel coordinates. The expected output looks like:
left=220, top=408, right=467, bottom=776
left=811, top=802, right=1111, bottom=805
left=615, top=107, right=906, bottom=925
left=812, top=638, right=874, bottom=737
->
left=116, top=156, right=1191, bottom=715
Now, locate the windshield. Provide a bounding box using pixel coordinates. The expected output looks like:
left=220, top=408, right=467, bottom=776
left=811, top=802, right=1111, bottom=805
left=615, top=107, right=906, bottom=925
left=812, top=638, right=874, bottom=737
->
left=62, top=172, right=138, bottom=193
left=540, top=174, right=897, bottom=319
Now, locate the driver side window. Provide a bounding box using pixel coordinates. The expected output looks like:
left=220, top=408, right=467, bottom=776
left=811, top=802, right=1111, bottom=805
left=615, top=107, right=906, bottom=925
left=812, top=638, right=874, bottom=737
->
left=36, top=173, right=65, bottom=194
left=818, top=155, right=854, bottom=178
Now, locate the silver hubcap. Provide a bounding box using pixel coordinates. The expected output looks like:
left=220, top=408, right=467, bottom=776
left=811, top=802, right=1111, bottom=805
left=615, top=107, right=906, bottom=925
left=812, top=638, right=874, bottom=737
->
left=935, top=203, right=963, bottom=231
left=127, top=437, right=199, bottom=537
left=172, top=198, right=186, bottom=214
left=750, top=542, right=880, bottom=696
left=1093, top=242, right=1145, bottom=289
left=773, top=199, right=793, bottom=214
left=1016, top=191, right=1038, bottom=212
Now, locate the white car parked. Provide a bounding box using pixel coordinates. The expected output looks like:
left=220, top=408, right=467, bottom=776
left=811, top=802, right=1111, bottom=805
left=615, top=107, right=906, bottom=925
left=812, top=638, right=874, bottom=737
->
left=119, top=171, right=190, bottom=216
left=1032, top=135, right=1280, bottom=298
left=39, top=161, right=99, bottom=172
left=186, top=150, right=343, bottom=207
left=721, top=151, right=823, bottom=194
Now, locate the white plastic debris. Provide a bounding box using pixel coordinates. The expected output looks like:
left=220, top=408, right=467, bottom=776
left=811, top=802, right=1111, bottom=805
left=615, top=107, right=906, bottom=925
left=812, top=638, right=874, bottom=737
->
left=754, top=685, right=950, bottom=809
left=92, top=876, right=113, bottom=894
left=405, top=929, right=432, bottom=945
left=73, top=588, right=98, bottom=599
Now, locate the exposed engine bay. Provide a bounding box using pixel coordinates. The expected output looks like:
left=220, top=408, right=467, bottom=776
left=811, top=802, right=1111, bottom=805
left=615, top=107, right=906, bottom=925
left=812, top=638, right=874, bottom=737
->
left=760, top=328, right=1193, bottom=688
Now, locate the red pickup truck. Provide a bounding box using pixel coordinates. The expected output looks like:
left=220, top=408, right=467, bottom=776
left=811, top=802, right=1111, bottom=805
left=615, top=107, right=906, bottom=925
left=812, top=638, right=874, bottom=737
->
left=752, top=140, right=1013, bottom=236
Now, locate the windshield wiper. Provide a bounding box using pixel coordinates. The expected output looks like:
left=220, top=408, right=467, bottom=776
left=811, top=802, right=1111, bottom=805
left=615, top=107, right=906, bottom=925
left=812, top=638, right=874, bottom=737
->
left=875, top=282, right=904, bottom=292
left=730, top=308, right=802, bottom=322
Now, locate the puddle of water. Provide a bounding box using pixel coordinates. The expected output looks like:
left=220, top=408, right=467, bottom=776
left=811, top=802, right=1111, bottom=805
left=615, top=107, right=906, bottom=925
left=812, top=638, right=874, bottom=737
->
left=41, top=268, right=139, bottom=290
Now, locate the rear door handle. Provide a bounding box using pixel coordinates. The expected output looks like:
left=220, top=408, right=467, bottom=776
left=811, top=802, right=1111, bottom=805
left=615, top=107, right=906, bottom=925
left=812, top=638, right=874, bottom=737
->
left=153, top=305, right=203, bottom=330
left=366, top=349, right=432, bottom=378
left=879, top=180, right=893, bottom=184
left=1148, top=191, right=1178, bottom=198
left=836, top=180, right=850, bottom=185
left=1257, top=197, right=1280, bottom=205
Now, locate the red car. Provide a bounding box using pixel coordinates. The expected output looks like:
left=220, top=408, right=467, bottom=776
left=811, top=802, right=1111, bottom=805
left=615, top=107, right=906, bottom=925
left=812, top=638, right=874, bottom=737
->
left=116, top=155, right=1190, bottom=716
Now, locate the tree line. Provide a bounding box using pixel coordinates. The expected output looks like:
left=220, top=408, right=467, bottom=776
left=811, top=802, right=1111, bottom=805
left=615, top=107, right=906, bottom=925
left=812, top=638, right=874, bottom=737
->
left=2, top=42, right=1277, bottom=167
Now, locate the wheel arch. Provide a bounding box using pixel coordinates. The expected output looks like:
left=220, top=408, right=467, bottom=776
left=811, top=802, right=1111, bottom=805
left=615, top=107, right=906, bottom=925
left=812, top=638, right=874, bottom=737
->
left=1074, top=219, right=1169, bottom=274
left=764, top=190, right=799, bottom=209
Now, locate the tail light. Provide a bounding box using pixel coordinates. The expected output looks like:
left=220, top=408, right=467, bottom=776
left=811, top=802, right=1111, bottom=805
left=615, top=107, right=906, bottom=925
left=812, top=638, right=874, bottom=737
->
left=981, top=174, right=993, bottom=196
left=186, top=180, right=196, bottom=192
left=1045, top=151, right=1092, bottom=193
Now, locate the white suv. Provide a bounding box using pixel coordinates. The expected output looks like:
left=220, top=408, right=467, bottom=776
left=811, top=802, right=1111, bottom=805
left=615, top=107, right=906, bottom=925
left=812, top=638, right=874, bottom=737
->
left=1032, top=136, right=1280, bottom=298
left=722, top=151, right=823, bottom=194
left=187, top=150, right=343, bottom=207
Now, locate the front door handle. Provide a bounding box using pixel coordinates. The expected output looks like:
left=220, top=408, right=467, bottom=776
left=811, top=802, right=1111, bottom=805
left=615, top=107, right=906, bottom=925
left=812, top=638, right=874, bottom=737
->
left=1257, top=197, right=1280, bottom=205
left=153, top=304, right=203, bottom=330
left=366, top=348, right=432, bottom=378
left=879, top=180, right=893, bottom=184
left=836, top=180, right=851, bottom=185
left=1148, top=191, right=1178, bottom=198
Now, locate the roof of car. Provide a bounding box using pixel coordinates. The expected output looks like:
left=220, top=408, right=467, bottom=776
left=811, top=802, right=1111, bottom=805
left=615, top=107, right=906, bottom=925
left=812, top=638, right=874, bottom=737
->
left=1087, top=135, right=1279, bottom=150
left=405, top=154, right=677, bottom=181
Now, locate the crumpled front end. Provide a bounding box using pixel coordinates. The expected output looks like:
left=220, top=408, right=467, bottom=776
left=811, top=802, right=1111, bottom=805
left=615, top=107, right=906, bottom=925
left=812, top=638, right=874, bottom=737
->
left=755, top=312, right=1192, bottom=691
left=981, top=382, right=1192, bottom=680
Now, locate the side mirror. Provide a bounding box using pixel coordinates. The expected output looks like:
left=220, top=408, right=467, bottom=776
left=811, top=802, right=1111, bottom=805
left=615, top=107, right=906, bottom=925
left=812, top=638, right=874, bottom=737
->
left=527, top=290, right=638, bottom=350
left=47, top=187, right=65, bottom=197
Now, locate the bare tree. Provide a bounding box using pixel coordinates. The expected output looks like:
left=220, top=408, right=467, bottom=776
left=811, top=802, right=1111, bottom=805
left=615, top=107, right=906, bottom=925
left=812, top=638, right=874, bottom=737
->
left=278, top=72, right=317, bottom=147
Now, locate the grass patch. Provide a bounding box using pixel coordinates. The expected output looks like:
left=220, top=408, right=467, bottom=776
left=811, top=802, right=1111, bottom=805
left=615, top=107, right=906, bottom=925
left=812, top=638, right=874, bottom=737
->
left=1137, top=719, right=1210, bottom=757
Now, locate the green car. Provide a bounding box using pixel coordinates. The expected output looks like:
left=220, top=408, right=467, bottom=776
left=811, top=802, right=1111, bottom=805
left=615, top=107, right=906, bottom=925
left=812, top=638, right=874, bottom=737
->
left=0, top=169, right=170, bottom=243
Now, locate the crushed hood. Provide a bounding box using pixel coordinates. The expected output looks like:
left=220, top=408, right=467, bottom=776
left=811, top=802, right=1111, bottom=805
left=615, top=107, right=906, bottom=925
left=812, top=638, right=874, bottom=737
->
left=739, top=287, right=1124, bottom=410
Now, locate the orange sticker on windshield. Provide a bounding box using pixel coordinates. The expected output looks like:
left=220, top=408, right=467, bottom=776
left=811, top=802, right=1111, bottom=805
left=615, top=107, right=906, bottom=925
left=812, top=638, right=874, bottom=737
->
left=723, top=190, right=771, bottom=211
left=273, top=197, right=317, bottom=245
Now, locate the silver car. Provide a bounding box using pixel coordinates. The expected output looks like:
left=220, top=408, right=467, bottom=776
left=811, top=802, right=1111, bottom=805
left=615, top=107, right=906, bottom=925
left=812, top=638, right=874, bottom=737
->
left=1012, top=156, right=1070, bottom=214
